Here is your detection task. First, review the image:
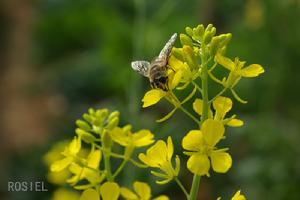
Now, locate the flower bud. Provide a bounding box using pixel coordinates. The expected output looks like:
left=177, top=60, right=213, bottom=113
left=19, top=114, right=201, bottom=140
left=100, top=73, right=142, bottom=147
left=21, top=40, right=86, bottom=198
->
left=180, top=34, right=193, bottom=47
left=101, top=130, right=112, bottom=150
left=106, top=117, right=119, bottom=130
left=185, top=26, right=193, bottom=36
left=75, top=128, right=96, bottom=143
left=76, top=120, right=91, bottom=131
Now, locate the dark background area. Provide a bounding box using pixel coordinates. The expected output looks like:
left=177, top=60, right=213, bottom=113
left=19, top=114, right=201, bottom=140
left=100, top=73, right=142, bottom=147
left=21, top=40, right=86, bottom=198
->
left=0, top=0, right=299, bottom=199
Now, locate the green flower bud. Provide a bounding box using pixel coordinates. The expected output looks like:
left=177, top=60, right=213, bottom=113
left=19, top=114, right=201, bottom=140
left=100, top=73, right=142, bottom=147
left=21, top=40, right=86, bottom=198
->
left=106, top=117, right=119, bottom=130
left=108, top=111, right=119, bottom=121
left=205, top=24, right=213, bottom=32
left=185, top=26, right=193, bottom=36
left=209, top=37, right=220, bottom=56
left=210, top=27, right=216, bottom=37
left=101, top=130, right=112, bottom=150
left=203, top=31, right=213, bottom=44
left=172, top=48, right=184, bottom=61
left=88, top=108, right=95, bottom=115
left=180, top=34, right=193, bottom=47
left=83, top=113, right=93, bottom=123
left=75, top=128, right=96, bottom=143
left=192, top=25, right=204, bottom=41
left=76, top=120, right=91, bottom=131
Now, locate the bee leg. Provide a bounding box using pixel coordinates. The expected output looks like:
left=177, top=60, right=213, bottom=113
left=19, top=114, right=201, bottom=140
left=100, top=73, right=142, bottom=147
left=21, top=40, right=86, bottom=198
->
left=167, top=65, right=175, bottom=72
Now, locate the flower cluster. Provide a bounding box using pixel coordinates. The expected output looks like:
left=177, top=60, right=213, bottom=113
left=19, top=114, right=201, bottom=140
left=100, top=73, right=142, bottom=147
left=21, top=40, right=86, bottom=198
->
left=45, top=24, right=264, bottom=200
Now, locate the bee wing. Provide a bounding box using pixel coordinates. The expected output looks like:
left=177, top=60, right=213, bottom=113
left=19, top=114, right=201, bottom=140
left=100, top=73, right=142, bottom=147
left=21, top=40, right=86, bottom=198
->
left=158, top=33, right=177, bottom=60
left=131, top=61, right=151, bottom=77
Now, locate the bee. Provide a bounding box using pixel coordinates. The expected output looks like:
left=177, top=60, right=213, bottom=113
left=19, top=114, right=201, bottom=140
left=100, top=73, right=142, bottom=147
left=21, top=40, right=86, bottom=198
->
left=131, top=33, right=177, bottom=91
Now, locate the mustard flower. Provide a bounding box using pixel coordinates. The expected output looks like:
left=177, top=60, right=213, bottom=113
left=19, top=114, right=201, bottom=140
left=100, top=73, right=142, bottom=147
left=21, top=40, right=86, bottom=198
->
left=67, top=150, right=104, bottom=186
left=193, top=96, right=243, bottom=127
left=120, top=181, right=169, bottom=200
left=232, top=190, right=246, bottom=200
left=142, top=69, right=182, bottom=108
left=215, top=53, right=264, bottom=88
left=80, top=182, right=120, bottom=200
left=217, top=190, right=246, bottom=200
left=110, top=125, right=154, bottom=159
left=138, top=137, right=180, bottom=184
left=182, top=119, right=232, bottom=176
left=51, top=136, right=82, bottom=172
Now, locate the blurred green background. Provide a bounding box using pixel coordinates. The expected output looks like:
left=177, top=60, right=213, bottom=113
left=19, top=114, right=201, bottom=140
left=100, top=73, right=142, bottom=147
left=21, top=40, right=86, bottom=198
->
left=0, top=0, right=299, bottom=199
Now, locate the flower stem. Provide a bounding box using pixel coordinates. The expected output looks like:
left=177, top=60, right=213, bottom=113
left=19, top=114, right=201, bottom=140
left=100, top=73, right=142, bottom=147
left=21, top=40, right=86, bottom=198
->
left=178, top=106, right=200, bottom=125
left=189, top=43, right=210, bottom=200
left=175, top=177, right=190, bottom=199
left=104, top=153, right=113, bottom=181
left=112, top=160, right=127, bottom=179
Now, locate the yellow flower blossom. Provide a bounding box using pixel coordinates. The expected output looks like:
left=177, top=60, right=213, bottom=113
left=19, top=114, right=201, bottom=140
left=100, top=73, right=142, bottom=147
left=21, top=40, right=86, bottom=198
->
left=80, top=182, right=120, bottom=200
left=52, top=188, right=80, bottom=200
left=110, top=126, right=154, bottom=148
left=120, top=181, right=169, bottom=200
left=110, top=125, right=154, bottom=159
left=138, top=137, right=180, bottom=184
left=67, top=150, right=104, bottom=185
left=182, top=119, right=232, bottom=176
left=231, top=190, right=246, bottom=200
left=142, top=69, right=182, bottom=108
left=192, top=97, right=243, bottom=127
left=215, top=53, right=264, bottom=88
left=51, top=137, right=82, bottom=172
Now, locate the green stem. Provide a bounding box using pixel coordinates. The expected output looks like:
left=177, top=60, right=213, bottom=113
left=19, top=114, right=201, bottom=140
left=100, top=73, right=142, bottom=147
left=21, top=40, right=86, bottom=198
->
left=112, top=160, right=127, bottom=179
left=209, top=87, right=227, bottom=104
left=178, top=106, right=200, bottom=124
left=104, top=152, right=113, bottom=181
left=175, top=177, right=190, bottom=199
left=189, top=43, right=209, bottom=200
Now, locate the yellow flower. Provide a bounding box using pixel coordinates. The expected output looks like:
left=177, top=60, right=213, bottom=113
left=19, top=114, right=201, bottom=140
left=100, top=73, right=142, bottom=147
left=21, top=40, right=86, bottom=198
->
left=52, top=188, right=80, bottom=200
left=67, top=150, right=104, bottom=185
left=80, top=182, right=120, bottom=200
left=215, top=53, right=264, bottom=88
left=232, top=190, right=246, bottom=200
left=138, top=137, right=180, bottom=184
left=182, top=119, right=232, bottom=176
left=110, top=126, right=154, bottom=148
left=51, top=137, right=82, bottom=172
left=120, top=181, right=169, bottom=200
left=193, top=96, right=243, bottom=127
left=212, top=96, right=243, bottom=127
left=142, top=68, right=182, bottom=108
left=110, top=125, right=154, bottom=159
left=216, top=190, right=246, bottom=200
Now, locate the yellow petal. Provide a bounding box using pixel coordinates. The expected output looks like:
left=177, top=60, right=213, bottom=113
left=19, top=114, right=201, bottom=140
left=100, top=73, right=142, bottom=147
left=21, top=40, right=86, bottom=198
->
left=182, top=130, right=203, bottom=151
left=133, top=181, right=151, bottom=199
left=133, top=129, right=154, bottom=147
left=193, top=98, right=203, bottom=115
left=142, top=89, right=166, bottom=108
left=52, top=188, right=80, bottom=200
left=213, top=96, right=232, bottom=115
left=50, top=157, right=73, bottom=172
left=210, top=151, right=232, bottom=173
left=201, top=119, right=224, bottom=147
left=69, top=137, right=81, bottom=155
left=187, top=154, right=210, bottom=176
left=168, top=55, right=184, bottom=71
left=232, top=190, right=246, bottom=200
left=239, top=64, right=264, bottom=77
left=154, top=195, right=169, bottom=200
left=100, top=182, right=120, bottom=200
left=110, top=127, right=129, bottom=146
left=120, top=187, right=138, bottom=199
left=167, top=137, right=174, bottom=161
left=80, top=189, right=100, bottom=200
left=215, top=53, right=235, bottom=71
left=138, top=140, right=167, bottom=167
left=169, top=70, right=183, bottom=89
left=87, top=150, right=101, bottom=169
left=227, top=118, right=244, bottom=127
